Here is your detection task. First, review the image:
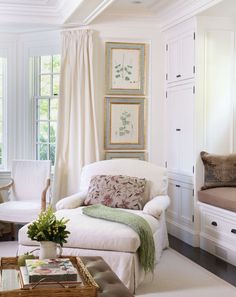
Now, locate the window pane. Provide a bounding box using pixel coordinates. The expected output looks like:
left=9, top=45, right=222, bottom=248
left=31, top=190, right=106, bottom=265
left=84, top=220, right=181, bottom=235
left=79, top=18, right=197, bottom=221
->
left=38, top=99, right=49, bottom=120
left=53, top=55, right=60, bottom=73
left=39, top=143, right=48, bottom=160
left=0, top=100, right=2, bottom=120
left=50, top=99, right=58, bottom=121
left=0, top=144, right=2, bottom=165
left=0, top=122, right=3, bottom=142
left=0, top=76, right=2, bottom=97
left=50, top=122, right=56, bottom=143
left=41, top=56, right=51, bottom=74
left=39, top=122, right=49, bottom=143
left=49, top=144, right=55, bottom=165
left=40, top=75, right=51, bottom=96
left=53, top=75, right=59, bottom=96
left=34, top=54, right=59, bottom=165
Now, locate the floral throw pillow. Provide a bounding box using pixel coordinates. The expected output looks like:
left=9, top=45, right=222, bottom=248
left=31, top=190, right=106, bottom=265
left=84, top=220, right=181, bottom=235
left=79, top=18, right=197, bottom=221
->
left=84, top=175, right=146, bottom=210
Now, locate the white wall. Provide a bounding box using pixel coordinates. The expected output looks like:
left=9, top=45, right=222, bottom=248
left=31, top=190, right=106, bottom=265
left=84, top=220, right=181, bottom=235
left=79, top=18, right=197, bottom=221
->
left=0, top=18, right=166, bottom=174
left=195, top=16, right=236, bottom=191
left=91, top=17, right=165, bottom=166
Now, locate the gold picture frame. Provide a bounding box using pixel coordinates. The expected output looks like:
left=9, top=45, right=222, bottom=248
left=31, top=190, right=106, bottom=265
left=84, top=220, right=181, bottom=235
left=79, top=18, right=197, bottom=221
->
left=105, top=152, right=146, bottom=160
left=106, top=42, right=146, bottom=95
left=105, top=97, right=145, bottom=150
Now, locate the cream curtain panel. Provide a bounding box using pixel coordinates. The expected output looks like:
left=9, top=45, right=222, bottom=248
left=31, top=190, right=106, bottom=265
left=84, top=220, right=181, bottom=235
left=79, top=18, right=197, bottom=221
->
left=52, top=29, right=99, bottom=206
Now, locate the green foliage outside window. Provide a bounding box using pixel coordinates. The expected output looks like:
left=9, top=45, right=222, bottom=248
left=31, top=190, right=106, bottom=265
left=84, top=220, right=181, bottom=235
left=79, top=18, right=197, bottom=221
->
left=35, top=55, right=60, bottom=165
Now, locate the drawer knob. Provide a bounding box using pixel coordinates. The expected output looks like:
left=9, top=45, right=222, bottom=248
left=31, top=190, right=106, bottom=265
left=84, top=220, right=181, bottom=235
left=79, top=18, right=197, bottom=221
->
left=211, top=221, right=217, bottom=226
left=231, top=229, right=236, bottom=234
left=176, top=74, right=181, bottom=78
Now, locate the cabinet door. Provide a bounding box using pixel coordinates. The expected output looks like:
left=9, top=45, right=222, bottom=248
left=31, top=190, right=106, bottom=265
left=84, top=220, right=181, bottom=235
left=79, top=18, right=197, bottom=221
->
left=166, top=30, right=195, bottom=83
left=167, top=180, right=180, bottom=220
left=180, top=31, right=195, bottom=81
left=167, top=87, right=180, bottom=173
left=167, top=179, right=194, bottom=228
left=167, top=38, right=180, bottom=83
left=167, top=84, right=194, bottom=175
left=179, top=183, right=194, bottom=226
left=178, top=84, right=194, bottom=176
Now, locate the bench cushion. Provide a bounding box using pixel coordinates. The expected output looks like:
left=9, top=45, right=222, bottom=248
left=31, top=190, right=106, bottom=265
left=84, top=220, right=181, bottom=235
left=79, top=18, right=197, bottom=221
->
left=198, top=187, right=236, bottom=212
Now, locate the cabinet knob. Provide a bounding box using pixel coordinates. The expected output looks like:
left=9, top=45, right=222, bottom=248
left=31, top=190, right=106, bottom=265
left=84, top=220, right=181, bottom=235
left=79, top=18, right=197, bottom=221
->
left=175, top=184, right=180, bottom=188
left=211, top=221, right=217, bottom=227
left=176, top=74, right=181, bottom=78
left=231, top=229, right=236, bottom=234
left=176, top=129, right=181, bottom=131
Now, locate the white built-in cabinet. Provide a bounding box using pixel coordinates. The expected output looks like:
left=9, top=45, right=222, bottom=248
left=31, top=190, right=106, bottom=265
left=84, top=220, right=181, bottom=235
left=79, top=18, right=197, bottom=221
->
left=168, top=179, right=194, bottom=229
left=164, top=19, right=198, bottom=246
left=165, top=15, right=236, bottom=264
left=166, top=83, right=194, bottom=176
left=166, top=31, right=195, bottom=84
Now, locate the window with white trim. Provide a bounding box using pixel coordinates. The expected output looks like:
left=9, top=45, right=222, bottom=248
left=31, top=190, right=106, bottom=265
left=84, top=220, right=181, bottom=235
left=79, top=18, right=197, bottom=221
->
left=32, top=55, right=60, bottom=165
left=0, top=57, right=6, bottom=168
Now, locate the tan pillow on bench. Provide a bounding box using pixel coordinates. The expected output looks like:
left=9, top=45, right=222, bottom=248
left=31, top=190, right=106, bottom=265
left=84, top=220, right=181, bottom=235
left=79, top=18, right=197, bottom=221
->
left=200, top=151, right=236, bottom=190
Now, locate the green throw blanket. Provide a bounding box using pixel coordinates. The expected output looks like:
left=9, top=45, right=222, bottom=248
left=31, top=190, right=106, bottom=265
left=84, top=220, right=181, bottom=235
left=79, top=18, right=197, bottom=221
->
left=82, top=204, right=155, bottom=273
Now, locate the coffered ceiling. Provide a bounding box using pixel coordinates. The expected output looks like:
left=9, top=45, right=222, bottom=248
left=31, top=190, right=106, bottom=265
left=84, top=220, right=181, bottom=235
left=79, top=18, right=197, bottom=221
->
left=0, top=0, right=227, bottom=33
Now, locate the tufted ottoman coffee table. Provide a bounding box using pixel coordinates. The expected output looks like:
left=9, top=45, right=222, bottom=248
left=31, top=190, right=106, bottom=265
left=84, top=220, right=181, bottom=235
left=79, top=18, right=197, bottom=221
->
left=80, top=256, right=134, bottom=297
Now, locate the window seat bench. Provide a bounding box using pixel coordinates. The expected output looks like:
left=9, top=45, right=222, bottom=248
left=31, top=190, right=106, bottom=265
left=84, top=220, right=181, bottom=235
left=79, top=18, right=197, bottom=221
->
left=198, top=187, right=236, bottom=212
left=198, top=188, right=236, bottom=266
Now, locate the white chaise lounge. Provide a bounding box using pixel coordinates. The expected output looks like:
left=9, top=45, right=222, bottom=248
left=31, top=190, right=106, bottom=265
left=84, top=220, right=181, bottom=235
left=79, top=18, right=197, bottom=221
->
left=18, top=159, right=170, bottom=292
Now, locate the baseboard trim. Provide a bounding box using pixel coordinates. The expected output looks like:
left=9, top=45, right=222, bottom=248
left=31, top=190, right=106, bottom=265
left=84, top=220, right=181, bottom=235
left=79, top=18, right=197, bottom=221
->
left=167, top=220, right=199, bottom=247
left=200, top=234, right=236, bottom=266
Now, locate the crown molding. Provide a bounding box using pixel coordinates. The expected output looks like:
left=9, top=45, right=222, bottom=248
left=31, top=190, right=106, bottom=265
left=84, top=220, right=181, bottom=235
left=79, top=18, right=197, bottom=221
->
left=65, top=0, right=116, bottom=25
left=95, top=0, right=225, bottom=31
left=92, top=13, right=160, bottom=27
left=83, top=0, right=116, bottom=25
left=158, top=0, right=224, bottom=31
left=58, top=0, right=84, bottom=23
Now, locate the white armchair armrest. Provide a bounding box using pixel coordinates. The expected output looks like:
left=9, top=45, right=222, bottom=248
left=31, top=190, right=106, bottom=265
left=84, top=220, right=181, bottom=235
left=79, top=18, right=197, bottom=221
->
left=56, top=191, right=87, bottom=210
left=143, top=195, right=170, bottom=219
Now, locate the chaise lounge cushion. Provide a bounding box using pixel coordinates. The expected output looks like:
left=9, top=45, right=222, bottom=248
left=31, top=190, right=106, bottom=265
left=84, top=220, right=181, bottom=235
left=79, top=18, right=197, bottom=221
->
left=198, top=187, right=236, bottom=212
left=19, top=207, right=160, bottom=253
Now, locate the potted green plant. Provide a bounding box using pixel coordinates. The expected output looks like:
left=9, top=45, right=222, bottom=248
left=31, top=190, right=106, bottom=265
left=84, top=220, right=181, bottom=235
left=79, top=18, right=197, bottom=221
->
left=27, top=207, right=70, bottom=259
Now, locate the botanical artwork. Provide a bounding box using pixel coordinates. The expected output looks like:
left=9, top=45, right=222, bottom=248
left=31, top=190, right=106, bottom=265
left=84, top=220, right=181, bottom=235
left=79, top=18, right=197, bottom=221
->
left=106, top=42, right=145, bottom=95
left=105, top=97, right=145, bottom=150
left=110, top=103, right=139, bottom=144
left=111, top=49, right=140, bottom=90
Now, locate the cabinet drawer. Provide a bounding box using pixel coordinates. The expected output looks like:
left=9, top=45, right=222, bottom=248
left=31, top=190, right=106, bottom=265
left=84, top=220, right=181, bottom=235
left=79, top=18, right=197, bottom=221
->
left=202, top=211, right=236, bottom=242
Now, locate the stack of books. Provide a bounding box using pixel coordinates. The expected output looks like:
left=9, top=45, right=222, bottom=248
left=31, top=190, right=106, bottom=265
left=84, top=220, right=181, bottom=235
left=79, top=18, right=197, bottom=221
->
left=19, top=258, right=82, bottom=289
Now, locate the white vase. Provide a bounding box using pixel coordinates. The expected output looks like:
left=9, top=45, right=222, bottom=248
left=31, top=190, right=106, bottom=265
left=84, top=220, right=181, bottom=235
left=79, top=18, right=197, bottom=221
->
left=39, top=241, right=62, bottom=259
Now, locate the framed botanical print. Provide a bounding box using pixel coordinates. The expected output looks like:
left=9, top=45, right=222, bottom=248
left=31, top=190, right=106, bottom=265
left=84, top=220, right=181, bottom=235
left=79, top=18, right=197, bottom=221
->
left=105, top=151, right=146, bottom=160
left=106, top=42, right=146, bottom=95
left=105, top=97, right=145, bottom=150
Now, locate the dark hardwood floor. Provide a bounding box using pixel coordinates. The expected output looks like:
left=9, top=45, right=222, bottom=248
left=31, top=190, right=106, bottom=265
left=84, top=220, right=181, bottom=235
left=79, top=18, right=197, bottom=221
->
left=169, top=234, right=236, bottom=287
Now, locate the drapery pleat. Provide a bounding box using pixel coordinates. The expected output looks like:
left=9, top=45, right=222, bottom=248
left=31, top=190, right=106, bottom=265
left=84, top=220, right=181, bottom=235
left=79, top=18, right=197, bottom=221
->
left=52, top=29, right=99, bottom=206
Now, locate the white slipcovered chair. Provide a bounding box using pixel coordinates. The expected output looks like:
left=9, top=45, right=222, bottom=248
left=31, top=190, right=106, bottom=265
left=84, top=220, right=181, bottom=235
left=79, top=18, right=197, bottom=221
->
left=0, top=160, right=51, bottom=231
left=18, top=159, right=170, bottom=292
